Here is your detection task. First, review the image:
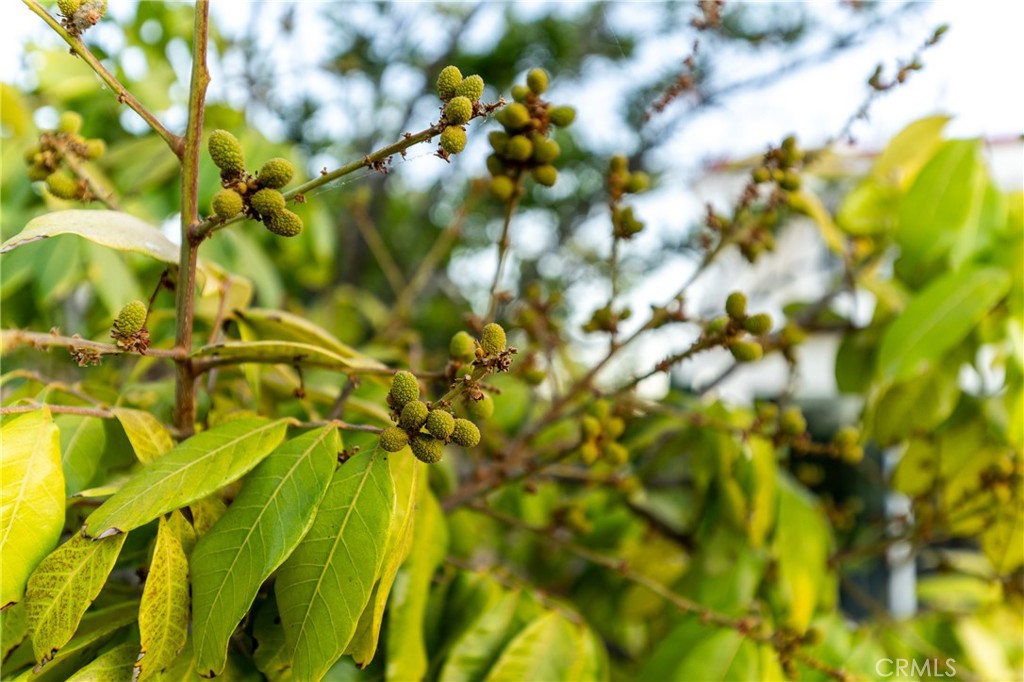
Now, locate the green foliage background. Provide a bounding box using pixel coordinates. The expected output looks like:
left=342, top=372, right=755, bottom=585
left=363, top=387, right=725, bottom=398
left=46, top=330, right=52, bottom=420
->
left=1, top=3, right=1021, bottom=682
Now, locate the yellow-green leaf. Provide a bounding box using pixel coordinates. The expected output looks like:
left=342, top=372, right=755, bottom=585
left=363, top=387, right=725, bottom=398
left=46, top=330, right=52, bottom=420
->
left=113, top=408, right=174, bottom=464
left=234, top=308, right=384, bottom=366
left=55, top=415, right=104, bottom=496
left=2, top=601, right=27, bottom=660
left=872, top=115, right=950, bottom=189
left=25, top=533, right=127, bottom=667
left=84, top=419, right=288, bottom=538
left=136, top=518, right=190, bottom=681
left=191, top=427, right=339, bottom=677
left=345, top=451, right=421, bottom=666
left=276, top=446, right=396, bottom=682
left=191, top=340, right=373, bottom=371
left=66, top=639, right=138, bottom=682
left=386, top=486, right=448, bottom=682
left=772, top=475, right=830, bottom=633
left=483, top=611, right=584, bottom=682
left=1, top=210, right=178, bottom=262
left=1, top=408, right=64, bottom=608
left=789, top=189, right=844, bottom=254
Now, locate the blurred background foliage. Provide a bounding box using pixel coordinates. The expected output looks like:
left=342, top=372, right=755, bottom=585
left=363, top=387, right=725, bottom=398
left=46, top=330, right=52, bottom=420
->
left=2, top=2, right=1022, bottom=681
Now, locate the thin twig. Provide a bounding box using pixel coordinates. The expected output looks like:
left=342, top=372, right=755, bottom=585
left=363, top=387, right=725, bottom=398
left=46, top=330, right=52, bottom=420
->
left=2, top=329, right=185, bottom=359
left=350, top=200, right=407, bottom=297
left=1, top=403, right=115, bottom=419
left=486, top=173, right=524, bottom=322
left=21, top=0, right=183, bottom=156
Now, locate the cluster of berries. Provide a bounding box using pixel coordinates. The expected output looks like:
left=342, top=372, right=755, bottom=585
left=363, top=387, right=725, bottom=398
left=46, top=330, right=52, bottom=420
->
left=703, top=292, right=772, bottom=363
left=110, top=300, right=149, bottom=353
left=486, top=68, right=576, bottom=200
left=607, top=154, right=650, bottom=240
left=578, top=400, right=629, bottom=466
left=24, top=112, right=104, bottom=201
left=435, top=66, right=486, bottom=157
left=55, top=0, right=106, bottom=36
left=207, top=130, right=303, bottom=237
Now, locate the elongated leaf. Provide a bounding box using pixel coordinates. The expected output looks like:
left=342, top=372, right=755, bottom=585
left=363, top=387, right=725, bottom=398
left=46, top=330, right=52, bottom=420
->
left=10, top=602, right=137, bottom=681
left=641, top=614, right=776, bottom=682
left=2, top=602, right=28, bottom=660
left=896, top=140, right=986, bottom=276
left=772, top=475, right=830, bottom=633
left=439, top=589, right=522, bottom=682
left=191, top=340, right=375, bottom=371
left=276, top=446, right=395, bottom=681
left=386, top=487, right=448, bottom=682
left=1, top=210, right=178, bottom=261
left=877, top=266, right=1011, bottom=382
left=56, top=415, right=104, bottom=496
left=345, top=451, right=421, bottom=666
left=483, top=611, right=581, bottom=682
left=136, top=518, right=190, bottom=681
left=789, top=190, right=844, bottom=254
left=84, top=419, right=287, bottom=538
left=113, top=408, right=173, bottom=464
left=191, top=427, right=340, bottom=677
left=872, top=115, right=950, bottom=188
left=252, top=599, right=290, bottom=682
left=1, top=408, right=64, bottom=608
left=66, top=639, right=138, bottom=682
left=234, top=308, right=384, bottom=365
left=25, top=533, right=127, bottom=666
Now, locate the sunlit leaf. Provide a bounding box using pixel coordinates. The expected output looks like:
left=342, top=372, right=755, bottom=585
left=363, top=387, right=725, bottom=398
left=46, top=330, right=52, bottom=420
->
left=1, top=210, right=178, bottom=262
left=1, top=408, right=64, bottom=608
left=191, top=427, right=339, bottom=677
left=234, top=308, right=384, bottom=365
left=772, top=475, right=830, bottom=633
left=55, top=415, right=104, bottom=497
left=877, top=266, right=1010, bottom=382
left=25, top=533, right=127, bottom=667
left=136, top=518, right=190, bottom=681
left=113, top=408, right=174, bottom=464
left=439, top=589, right=522, bottom=682
left=66, top=639, right=138, bottom=682
left=276, top=446, right=396, bottom=681
left=84, top=419, right=288, bottom=537
left=482, top=611, right=588, bottom=682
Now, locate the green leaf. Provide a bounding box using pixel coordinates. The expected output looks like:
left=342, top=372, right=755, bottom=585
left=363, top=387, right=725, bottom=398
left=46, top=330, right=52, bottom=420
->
left=84, top=418, right=288, bottom=538
left=25, top=533, right=127, bottom=667
left=385, top=486, right=448, bottom=682
left=55, top=415, right=104, bottom=497
left=872, top=115, right=950, bottom=188
left=234, top=308, right=384, bottom=365
left=772, top=475, right=830, bottom=633
left=113, top=408, right=174, bottom=464
left=252, top=599, right=290, bottom=682
left=191, top=427, right=340, bottom=677
left=867, top=369, right=959, bottom=446
left=9, top=601, right=137, bottom=682
left=345, top=451, right=422, bottom=666
left=136, top=517, right=190, bottom=681
left=85, top=242, right=144, bottom=316
left=742, top=437, right=777, bottom=549
left=2, top=602, right=28, bottom=660
left=877, top=266, right=1011, bottom=382
left=66, top=639, right=138, bottom=682
left=191, top=340, right=382, bottom=371
left=482, top=611, right=583, bottom=682
left=1, top=408, right=64, bottom=608
left=788, top=189, right=844, bottom=253
left=1, top=210, right=179, bottom=262
left=438, top=589, right=523, bottom=682
left=276, top=446, right=396, bottom=682
left=641, top=615, right=777, bottom=681
left=896, top=140, right=986, bottom=277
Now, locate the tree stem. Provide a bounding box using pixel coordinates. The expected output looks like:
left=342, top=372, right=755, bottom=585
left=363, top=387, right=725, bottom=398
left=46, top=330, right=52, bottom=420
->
left=173, top=0, right=210, bottom=436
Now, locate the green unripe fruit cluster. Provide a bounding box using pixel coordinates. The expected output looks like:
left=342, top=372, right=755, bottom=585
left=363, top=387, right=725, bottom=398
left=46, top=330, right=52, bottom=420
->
left=208, top=129, right=245, bottom=176
left=257, top=158, right=295, bottom=189
left=489, top=176, right=515, bottom=201
left=45, top=171, right=81, bottom=200
left=725, top=292, right=747, bottom=320
left=729, top=339, right=763, bottom=363
left=57, top=0, right=81, bottom=16
left=211, top=189, right=244, bottom=219
left=450, top=418, right=481, bottom=448
left=59, top=111, right=83, bottom=135
left=743, top=313, right=773, bottom=335
left=436, top=66, right=463, bottom=101
left=410, top=434, right=444, bottom=464
left=444, top=96, right=473, bottom=126
left=531, top=137, right=560, bottom=164
left=456, top=75, right=485, bottom=102
left=264, top=209, right=303, bottom=237
left=532, top=165, right=558, bottom=187
left=449, top=331, right=476, bottom=361
left=479, top=323, right=507, bottom=356
left=380, top=427, right=409, bottom=453
left=504, top=135, right=533, bottom=162
left=250, top=188, right=286, bottom=218
left=526, top=68, right=549, bottom=95
left=440, top=126, right=467, bottom=155
left=548, top=106, right=576, bottom=127
left=399, top=400, right=429, bottom=431
left=780, top=407, right=807, bottom=436
left=499, top=103, right=531, bottom=131
left=84, top=139, right=105, bottom=159
left=388, top=370, right=420, bottom=410
left=425, top=409, right=455, bottom=440
left=464, top=393, right=494, bottom=421
left=611, top=206, right=644, bottom=239
left=114, top=300, right=147, bottom=335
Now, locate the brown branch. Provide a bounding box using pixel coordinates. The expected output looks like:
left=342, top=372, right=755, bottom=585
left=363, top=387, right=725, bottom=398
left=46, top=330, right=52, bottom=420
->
left=1, top=403, right=115, bottom=419
left=2, top=329, right=185, bottom=360
left=486, top=172, right=525, bottom=322
left=22, top=0, right=183, bottom=157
